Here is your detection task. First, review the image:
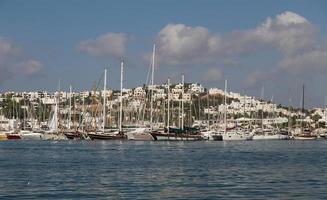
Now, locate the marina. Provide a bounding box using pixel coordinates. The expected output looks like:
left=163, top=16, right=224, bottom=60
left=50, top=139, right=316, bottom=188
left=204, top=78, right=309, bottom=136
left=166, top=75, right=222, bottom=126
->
left=1, top=1, right=327, bottom=199
left=1, top=46, right=325, bottom=142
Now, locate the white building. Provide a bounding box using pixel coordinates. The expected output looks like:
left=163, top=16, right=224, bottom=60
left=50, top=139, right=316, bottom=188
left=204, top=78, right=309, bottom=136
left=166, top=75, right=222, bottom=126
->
left=189, top=83, right=204, bottom=93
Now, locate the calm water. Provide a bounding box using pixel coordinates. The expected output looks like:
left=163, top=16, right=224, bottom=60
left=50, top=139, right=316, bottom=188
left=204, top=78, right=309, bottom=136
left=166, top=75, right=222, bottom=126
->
left=0, top=140, right=327, bottom=200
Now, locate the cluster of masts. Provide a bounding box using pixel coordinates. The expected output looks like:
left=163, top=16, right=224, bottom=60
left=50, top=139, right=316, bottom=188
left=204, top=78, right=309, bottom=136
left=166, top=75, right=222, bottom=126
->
left=1, top=45, right=326, bottom=141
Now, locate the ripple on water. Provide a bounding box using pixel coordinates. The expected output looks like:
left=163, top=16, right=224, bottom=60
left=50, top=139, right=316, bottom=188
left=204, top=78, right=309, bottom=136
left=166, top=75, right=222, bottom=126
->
left=1, top=140, right=327, bottom=199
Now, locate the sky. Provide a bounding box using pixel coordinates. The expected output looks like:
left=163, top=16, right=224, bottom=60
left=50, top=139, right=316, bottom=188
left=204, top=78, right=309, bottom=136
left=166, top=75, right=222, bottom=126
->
left=0, top=0, right=327, bottom=108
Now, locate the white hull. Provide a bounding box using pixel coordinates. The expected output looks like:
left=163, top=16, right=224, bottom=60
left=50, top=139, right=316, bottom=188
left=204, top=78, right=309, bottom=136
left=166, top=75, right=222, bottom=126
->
left=294, top=136, right=317, bottom=140
left=253, top=134, right=289, bottom=140
left=126, top=132, right=154, bottom=141
left=42, top=132, right=67, bottom=140
left=125, top=128, right=154, bottom=141
left=21, top=132, right=42, bottom=140
left=222, top=132, right=253, bottom=141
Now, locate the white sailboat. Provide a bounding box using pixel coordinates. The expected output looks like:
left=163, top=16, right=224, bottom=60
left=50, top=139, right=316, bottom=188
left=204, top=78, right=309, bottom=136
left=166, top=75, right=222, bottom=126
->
left=42, top=81, right=67, bottom=140
left=20, top=130, right=42, bottom=140
left=252, top=90, right=287, bottom=140
left=124, top=45, right=154, bottom=141
left=221, top=80, right=253, bottom=141
left=200, top=91, right=223, bottom=141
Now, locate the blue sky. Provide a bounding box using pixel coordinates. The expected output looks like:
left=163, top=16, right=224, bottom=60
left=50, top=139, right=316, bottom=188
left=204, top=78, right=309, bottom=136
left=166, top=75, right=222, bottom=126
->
left=0, top=0, right=327, bottom=107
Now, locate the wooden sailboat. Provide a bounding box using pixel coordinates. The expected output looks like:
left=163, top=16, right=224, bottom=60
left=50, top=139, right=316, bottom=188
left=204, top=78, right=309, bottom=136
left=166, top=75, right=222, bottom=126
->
left=294, top=85, right=317, bottom=140
left=150, top=74, right=203, bottom=141
left=88, top=64, right=126, bottom=140
left=64, top=85, right=89, bottom=140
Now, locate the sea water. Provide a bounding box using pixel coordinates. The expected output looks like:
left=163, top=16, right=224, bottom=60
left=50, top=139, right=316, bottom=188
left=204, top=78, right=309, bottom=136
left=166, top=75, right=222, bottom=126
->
left=0, top=140, right=327, bottom=199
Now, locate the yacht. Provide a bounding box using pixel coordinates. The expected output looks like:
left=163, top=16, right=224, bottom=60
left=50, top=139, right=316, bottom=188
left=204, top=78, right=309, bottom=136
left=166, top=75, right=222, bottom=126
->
left=87, top=130, right=126, bottom=140
left=201, top=130, right=223, bottom=141
left=252, top=129, right=289, bottom=140
left=124, top=127, right=154, bottom=141
left=150, top=127, right=203, bottom=141
left=19, top=130, right=42, bottom=140
left=222, top=128, right=253, bottom=141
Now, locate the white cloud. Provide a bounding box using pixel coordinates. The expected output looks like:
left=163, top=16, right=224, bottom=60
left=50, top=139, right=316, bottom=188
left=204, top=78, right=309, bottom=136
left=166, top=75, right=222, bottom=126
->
left=79, top=32, right=127, bottom=58
left=13, top=60, right=43, bottom=75
left=202, top=68, right=223, bottom=82
left=280, top=50, right=327, bottom=72
left=153, top=11, right=317, bottom=67
left=249, top=11, right=316, bottom=55
left=245, top=70, right=277, bottom=87
left=0, top=37, right=20, bottom=64
left=154, top=23, right=219, bottom=65
left=0, top=37, right=43, bottom=84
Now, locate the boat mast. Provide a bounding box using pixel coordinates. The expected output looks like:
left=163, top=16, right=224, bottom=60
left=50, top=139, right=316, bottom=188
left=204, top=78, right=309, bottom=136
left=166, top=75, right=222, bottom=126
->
left=271, top=95, right=274, bottom=130
left=189, top=96, right=192, bottom=127
left=12, top=98, right=15, bottom=119
left=224, top=79, right=227, bottom=134
left=301, top=84, right=305, bottom=134
left=23, top=99, right=26, bottom=130
left=181, top=74, right=184, bottom=130
left=261, top=86, right=264, bottom=134
left=119, top=61, right=124, bottom=133
left=243, top=94, right=246, bottom=127
left=82, top=97, right=85, bottom=132
left=56, top=79, right=60, bottom=133
left=288, top=98, right=291, bottom=134
left=150, top=44, right=155, bottom=131
left=102, top=69, right=107, bottom=133
left=178, top=100, right=181, bottom=128
left=68, top=84, right=72, bottom=130
left=198, top=95, right=201, bottom=121
left=167, top=78, right=170, bottom=133
left=207, top=90, right=210, bottom=130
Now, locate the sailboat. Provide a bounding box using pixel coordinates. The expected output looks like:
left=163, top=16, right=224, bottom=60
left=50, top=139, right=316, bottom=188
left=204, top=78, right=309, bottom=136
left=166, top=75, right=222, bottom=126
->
left=42, top=88, right=67, bottom=140
left=150, top=74, right=203, bottom=141
left=124, top=46, right=155, bottom=141
left=19, top=100, right=42, bottom=140
left=63, top=85, right=89, bottom=140
left=221, top=80, right=253, bottom=141
left=252, top=94, right=288, bottom=140
left=5, top=101, right=21, bottom=140
left=88, top=64, right=126, bottom=140
left=200, top=91, right=223, bottom=141
left=293, top=85, right=317, bottom=140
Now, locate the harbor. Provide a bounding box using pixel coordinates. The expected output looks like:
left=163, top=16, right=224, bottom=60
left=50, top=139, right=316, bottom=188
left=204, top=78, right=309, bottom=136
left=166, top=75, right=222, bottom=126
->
left=1, top=1, right=327, bottom=199
left=0, top=62, right=325, bottom=142
left=0, top=47, right=325, bottom=142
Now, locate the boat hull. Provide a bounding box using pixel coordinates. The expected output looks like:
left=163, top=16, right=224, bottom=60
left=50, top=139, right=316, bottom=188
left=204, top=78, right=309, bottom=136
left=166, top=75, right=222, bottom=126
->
left=6, top=134, right=21, bottom=140
left=127, top=133, right=154, bottom=141
left=294, top=135, right=317, bottom=140
left=150, top=132, right=203, bottom=141
left=87, top=132, right=127, bottom=140
left=0, top=133, right=8, bottom=141
left=200, top=130, right=222, bottom=141
left=212, top=135, right=223, bottom=141
left=21, top=133, right=42, bottom=140
left=253, top=134, right=289, bottom=140
left=222, top=133, right=253, bottom=141
left=64, top=131, right=88, bottom=140
left=41, top=133, right=67, bottom=140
